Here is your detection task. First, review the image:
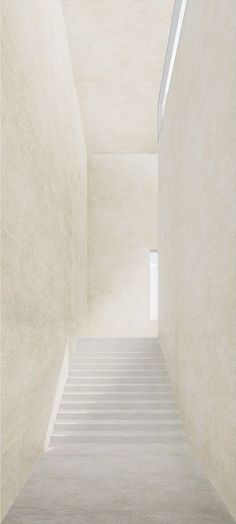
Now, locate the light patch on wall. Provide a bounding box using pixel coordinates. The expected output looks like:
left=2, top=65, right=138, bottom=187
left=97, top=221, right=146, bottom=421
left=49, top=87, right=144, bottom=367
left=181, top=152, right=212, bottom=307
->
left=150, top=250, right=158, bottom=320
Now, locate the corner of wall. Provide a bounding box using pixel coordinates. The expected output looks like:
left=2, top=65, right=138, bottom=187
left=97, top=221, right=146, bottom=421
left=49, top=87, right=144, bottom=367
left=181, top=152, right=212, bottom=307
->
left=44, top=341, right=69, bottom=452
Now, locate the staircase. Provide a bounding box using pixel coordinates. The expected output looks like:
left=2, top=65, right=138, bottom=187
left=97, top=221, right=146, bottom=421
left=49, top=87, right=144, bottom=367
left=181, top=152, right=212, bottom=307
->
left=51, top=338, right=185, bottom=446
left=6, top=340, right=235, bottom=524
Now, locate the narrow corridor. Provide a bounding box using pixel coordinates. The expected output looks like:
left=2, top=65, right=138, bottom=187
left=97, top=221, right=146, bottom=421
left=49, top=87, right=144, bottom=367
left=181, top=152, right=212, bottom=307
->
left=4, top=339, right=235, bottom=523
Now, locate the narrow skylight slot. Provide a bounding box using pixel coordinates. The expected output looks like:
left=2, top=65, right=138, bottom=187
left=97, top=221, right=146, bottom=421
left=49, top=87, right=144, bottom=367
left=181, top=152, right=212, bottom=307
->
left=158, top=0, right=188, bottom=133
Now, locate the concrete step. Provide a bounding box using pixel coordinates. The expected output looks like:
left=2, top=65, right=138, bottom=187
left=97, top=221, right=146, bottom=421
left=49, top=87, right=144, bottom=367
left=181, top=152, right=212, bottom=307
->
left=62, top=392, right=174, bottom=402
left=73, top=351, right=162, bottom=356
left=73, top=346, right=161, bottom=351
left=64, top=385, right=172, bottom=392
left=69, top=367, right=167, bottom=374
left=50, top=434, right=185, bottom=445
left=70, top=362, right=168, bottom=377
left=74, top=344, right=160, bottom=348
left=73, top=344, right=162, bottom=355
left=71, top=363, right=165, bottom=369
left=54, top=422, right=182, bottom=432
left=71, top=358, right=165, bottom=365
left=57, top=411, right=179, bottom=421
left=71, top=358, right=166, bottom=369
left=76, top=338, right=158, bottom=345
left=74, top=348, right=160, bottom=353
left=71, top=354, right=163, bottom=360
left=59, top=401, right=176, bottom=410
left=66, top=377, right=170, bottom=384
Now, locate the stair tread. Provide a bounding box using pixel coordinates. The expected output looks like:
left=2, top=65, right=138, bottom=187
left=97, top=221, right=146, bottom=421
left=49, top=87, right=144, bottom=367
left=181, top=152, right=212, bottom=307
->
left=53, top=430, right=184, bottom=436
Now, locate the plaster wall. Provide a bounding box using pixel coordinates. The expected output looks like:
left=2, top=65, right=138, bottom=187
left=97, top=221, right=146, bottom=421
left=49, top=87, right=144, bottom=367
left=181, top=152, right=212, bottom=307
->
left=1, top=1, right=87, bottom=518
left=158, top=0, right=236, bottom=518
left=88, top=154, right=158, bottom=337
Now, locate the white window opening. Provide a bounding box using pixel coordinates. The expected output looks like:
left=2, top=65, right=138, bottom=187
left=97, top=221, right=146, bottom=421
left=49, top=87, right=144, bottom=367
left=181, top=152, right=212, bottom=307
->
left=149, top=250, right=158, bottom=320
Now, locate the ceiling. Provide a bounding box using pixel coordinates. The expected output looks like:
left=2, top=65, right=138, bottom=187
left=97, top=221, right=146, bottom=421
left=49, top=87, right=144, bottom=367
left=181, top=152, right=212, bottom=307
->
left=62, top=0, right=174, bottom=154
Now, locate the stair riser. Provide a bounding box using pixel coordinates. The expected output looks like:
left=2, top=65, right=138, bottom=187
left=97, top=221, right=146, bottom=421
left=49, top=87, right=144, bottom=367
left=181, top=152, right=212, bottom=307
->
left=73, top=352, right=162, bottom=357
left=74, top=343, right=160, bottom=346
left=72, top=350, right=165, bottom=362
left=59, top=402, right=176, bottom=410
left=71, top=358, right=166, bottom=369
left=54, top=423, right=182, bottom=432
left=57, top=412, right=179, bottom=420
left=70, top=369, right=166, bottom=374
left=67, top=378, right=169, bottom=384
left=64, top=385, right=172, bottom=392
left=62, top=394, right=174, bottom=402
left=74, top=350, right=160, bottom=354
left=75, top=346, right=160, bottom=351
left=69, top=370, right=168, bottom=376
left=76, top=340, right=159, bottom=346
left=50, top=435, right=185, bottom=444
left=71, top=361, right=165, bottom=367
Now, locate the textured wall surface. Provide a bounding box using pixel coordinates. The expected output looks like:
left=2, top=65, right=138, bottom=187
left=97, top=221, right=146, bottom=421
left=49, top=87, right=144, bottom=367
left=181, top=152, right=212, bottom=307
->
left=158, top=0, right=236, bottom=518
left=88, top=154, right=158, bottom=337
left=1, top=1, right=87, bottom=518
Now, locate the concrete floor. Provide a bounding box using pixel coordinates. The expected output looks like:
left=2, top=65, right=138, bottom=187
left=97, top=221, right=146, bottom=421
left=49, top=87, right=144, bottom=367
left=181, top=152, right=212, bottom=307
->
left=3, top=339, right=235, bottom=523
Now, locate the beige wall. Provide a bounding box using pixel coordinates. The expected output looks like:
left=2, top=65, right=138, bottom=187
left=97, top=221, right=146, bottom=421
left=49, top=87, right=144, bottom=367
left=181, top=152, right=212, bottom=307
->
left=1, top=1, right=87, bottom=518
left=158, top=0, right=236, bottom=519
left=88, top=154, right=158, bottom=337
